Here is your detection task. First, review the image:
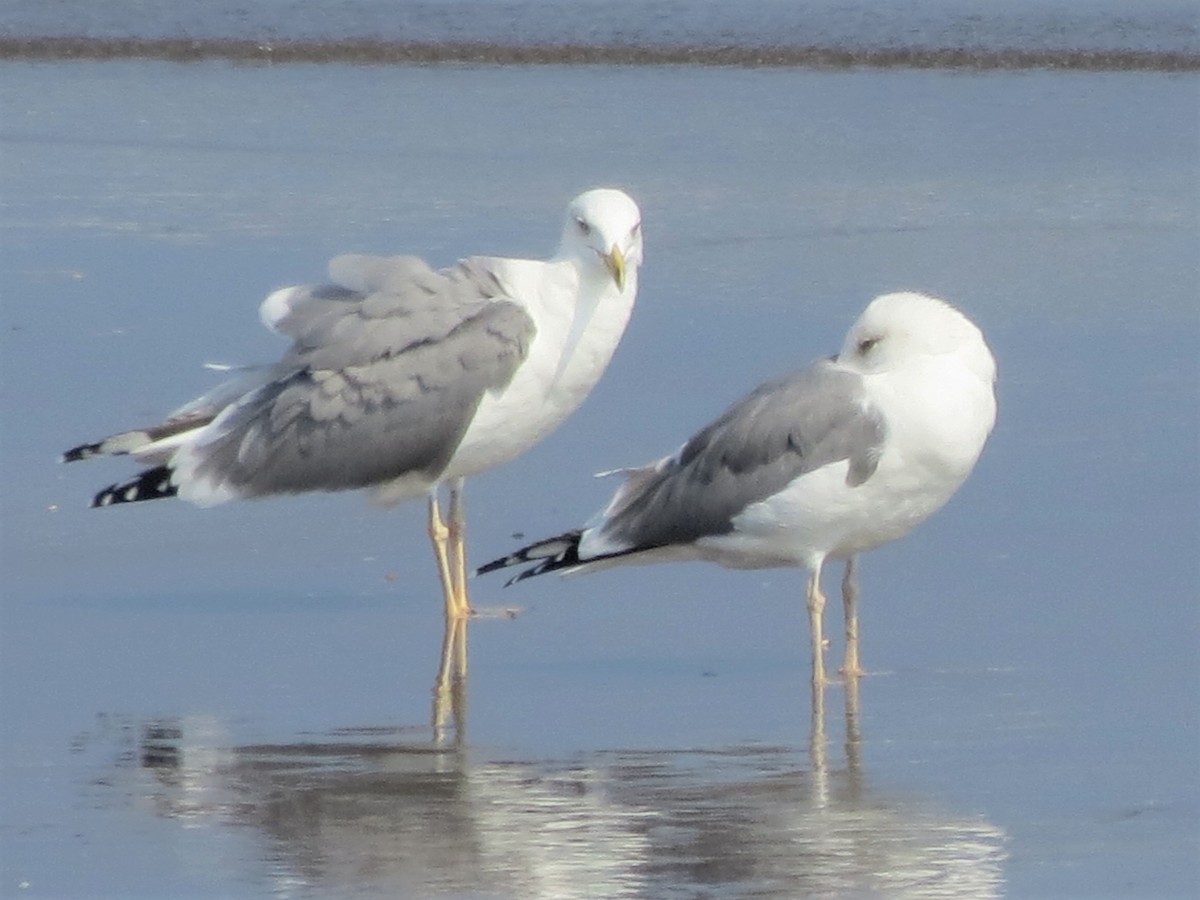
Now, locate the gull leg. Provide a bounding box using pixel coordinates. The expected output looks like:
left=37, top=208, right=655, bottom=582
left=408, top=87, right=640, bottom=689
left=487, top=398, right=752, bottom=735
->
left=447, top=477, right=471, bottom=617
left=452, top=608, right=468, bottom=686
left=841, top=555, right=865, bottom=678
left=806, top=561, right=829, bottom=688
left=428, top=491, right=465, bottom=622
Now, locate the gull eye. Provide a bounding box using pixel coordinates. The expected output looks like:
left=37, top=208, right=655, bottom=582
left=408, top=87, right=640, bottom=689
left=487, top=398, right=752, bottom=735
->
left=575, top=217, right=591, bottom=236
left=857, top=336, right=880, bottom=355
left=630, top=221, right=642, bottom=238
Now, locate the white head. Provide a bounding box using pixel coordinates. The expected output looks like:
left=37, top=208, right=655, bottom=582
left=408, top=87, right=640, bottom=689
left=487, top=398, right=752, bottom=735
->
left=558, top=188, right=644, bottom=292
left=838, top=291, right=996, bottom=385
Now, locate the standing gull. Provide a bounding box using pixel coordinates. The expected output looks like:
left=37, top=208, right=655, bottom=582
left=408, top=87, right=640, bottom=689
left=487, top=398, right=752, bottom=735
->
left=63, top=188, right=645, bottom=620
left=478, top=292, right=997, bottom=684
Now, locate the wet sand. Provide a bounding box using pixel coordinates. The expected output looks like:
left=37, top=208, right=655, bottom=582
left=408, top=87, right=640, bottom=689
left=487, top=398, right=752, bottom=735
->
left=3, top=36, right=1196, bottom=71
left=1, top=57, right=1197, bottom=898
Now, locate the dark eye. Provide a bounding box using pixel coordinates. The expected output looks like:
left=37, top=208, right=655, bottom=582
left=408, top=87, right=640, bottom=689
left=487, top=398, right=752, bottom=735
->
left=575, top=217, right=591, bottom=236
left=857, top=336, right=880, bottom=355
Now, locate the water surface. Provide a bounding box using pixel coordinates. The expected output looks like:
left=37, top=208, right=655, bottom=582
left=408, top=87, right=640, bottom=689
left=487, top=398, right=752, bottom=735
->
left=1, top=50, right=1198, bottom=900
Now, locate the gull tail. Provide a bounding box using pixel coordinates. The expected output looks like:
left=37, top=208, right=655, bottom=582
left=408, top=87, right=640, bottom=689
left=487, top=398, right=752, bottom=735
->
left=61, top=427, right=171, bottom=463
left=91, top=466, right=178, bottom=508
left=63, top=414, right=216, bottom=508
left=475, top=531, right=584, bottom=586
left=61, top=412, right=216, bottom=466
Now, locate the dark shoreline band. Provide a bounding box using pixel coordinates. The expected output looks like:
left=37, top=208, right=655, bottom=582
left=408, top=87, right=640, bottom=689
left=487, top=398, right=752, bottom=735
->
left=3, top=36, right=1196, bottom=72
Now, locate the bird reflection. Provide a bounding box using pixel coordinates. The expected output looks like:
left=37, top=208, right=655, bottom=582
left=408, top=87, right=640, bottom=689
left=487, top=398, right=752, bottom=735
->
left=97, top=675, right=1006, bottom=898
left=431, top=613, right=468, bottom=744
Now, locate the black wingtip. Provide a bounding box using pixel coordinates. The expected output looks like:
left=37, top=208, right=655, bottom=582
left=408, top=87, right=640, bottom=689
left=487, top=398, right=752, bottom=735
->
left=62, top=442, right=102, bottom=463
left=91, top=466, right=178, bottom=508
left=474, top=555, right=516, bottom=577
left=475, top=530, right=584, bottom=585
left=503, top=562, right=557, bottom=587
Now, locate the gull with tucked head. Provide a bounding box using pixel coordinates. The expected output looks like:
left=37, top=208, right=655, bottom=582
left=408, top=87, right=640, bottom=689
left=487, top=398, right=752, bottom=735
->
left=63, top=187, right=645, bottom=620
left=478, top=292, right=997, bottom=685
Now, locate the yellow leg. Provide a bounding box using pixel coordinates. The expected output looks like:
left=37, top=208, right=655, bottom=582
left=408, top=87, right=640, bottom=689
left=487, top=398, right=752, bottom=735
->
left=451, top=604, right=468, bottom=683
left=447, top=478, right=470, bottom=617
left=428, top=492, right=466, bottom=622
left=806, top=562, right=829, bottom=688
left=841, top=555, right=864, bottom=678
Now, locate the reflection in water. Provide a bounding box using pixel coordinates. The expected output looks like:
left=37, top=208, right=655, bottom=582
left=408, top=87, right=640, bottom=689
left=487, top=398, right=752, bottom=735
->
left=431, top=614, right=468, bottom=746
left=98, top=668, right=1006, bottom=898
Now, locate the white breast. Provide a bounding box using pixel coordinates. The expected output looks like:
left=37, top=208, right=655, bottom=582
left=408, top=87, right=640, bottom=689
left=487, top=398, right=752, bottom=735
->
left=444, top=260, right=637, bottom=480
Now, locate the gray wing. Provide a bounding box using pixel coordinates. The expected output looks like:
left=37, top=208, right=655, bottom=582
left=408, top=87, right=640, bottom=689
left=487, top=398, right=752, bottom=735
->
left=266, top=254, right=513, bottom=370
left=597, top=360, right=886, bottom=551
left=183, top=255, right=536, bottom=496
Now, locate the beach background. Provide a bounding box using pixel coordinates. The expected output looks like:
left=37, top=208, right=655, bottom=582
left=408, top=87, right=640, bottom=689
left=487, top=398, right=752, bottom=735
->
left=2, top=1, right=1198, bottom=896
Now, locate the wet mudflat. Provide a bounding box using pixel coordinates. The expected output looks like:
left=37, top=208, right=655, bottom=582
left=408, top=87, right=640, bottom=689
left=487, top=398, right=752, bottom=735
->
left=1, top=55, right=1197, bottom=898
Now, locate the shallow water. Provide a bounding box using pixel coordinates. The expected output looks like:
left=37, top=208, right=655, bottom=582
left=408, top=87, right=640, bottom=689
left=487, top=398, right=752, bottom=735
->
left=1, top=55, right=1198, bottom=898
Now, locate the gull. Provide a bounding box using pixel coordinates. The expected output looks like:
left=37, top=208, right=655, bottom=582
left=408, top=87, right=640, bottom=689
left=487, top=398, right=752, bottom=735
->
left=477, top=292, right=997, bottom=684
left=63, top=188, right=645, bottom=621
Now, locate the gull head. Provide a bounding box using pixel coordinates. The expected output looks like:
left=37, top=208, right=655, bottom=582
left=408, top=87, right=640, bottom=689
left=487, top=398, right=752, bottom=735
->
left=559, top=188, right=644, bottom=292
left=838, top=291, right=996, bottom=384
